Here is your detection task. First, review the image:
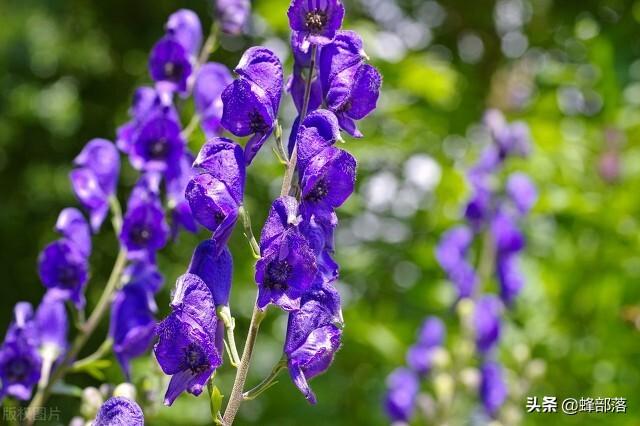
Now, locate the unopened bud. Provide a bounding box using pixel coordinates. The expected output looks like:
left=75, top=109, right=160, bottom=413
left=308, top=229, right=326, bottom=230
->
left=114, top=382, right=137, bottom=401
left=80, top=387, right=103, bottom=419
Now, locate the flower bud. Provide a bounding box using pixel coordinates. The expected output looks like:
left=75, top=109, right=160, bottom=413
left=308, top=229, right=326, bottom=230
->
left=114, top=382, right=137, bottom=401
left=433, top=373, right=455, bottom=406
left=80, top=387, right=104, bottom=419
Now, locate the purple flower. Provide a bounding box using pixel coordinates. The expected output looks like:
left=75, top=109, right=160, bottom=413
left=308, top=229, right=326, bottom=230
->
left=122, top=260, right=164, bottom=294
left=417, top=316, right=445, bottom=348
left=192, top=137, right=246, bottom=204
left=435, top=226, right=478, bottom=298
left=384, top=367, right=419, bottom=423
left=288, top=64, right=323, bottom=115
left=221, top=79, right=275, bottom=164
left=464, top=182, right=492, bottom=231
left=325, top=63, right=382, bottom=138
left=55, top=208, right=92, bottom=257
left=256, top=231, right=318, bottom=311
left=130, top=115, right=185, bottom=174
left=479, top=361, right=507, bottom=416
left=474, top=296, right=502, bottom=353
left=235, top=47, right=284, bottom=115
left=94, top=396, right=144, bottom=426
left=187, top=240, right=233, bottom=306
left=120, top=178, right=169, bottom=260
left=38, top=240, right=89, bottom=309
left=4, top=303, right=38, bottom=351
left=406, top=316, right=445, bottom=375
left=0, top=340, right=42, bottom=401
left=319, top=31, right=367, bottom=91
left=291, top=109, right=341, bottom=171
left=166, top=153, right=199, bottom=237
left=193, top=63, right=233, bottom=137
left=299, top=203, right=339, bottom=282
left=497, top=253, right=524, bottom=305
left=149, top=36, right=193, bottom=94
left=259, top=196, right=301, bottom=248
left=110, top=283, right=156, bottom=379
left=287, top=0, right=345, bottom=50
left=214, top=0, right=251, bottom=35
left=154, top=274, right=223, bottom=405
left=70, top=139, right=120, bottom=231
left=185, top=173, right=239, bottom=246
left=34, top=292, right=68, bottom=358
left=484, top=109, right=531, bottom=159
left=300, top=146, right=356, bottom=209
left=165, top=9, right=202, bottom=58
left=491, top=210, right=524, bottom=255
left=506, top=172, right=537, bottom=215
left=284, top=294, right=342, bottom=403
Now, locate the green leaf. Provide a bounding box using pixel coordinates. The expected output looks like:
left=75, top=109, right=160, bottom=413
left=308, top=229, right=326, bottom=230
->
left=207, top=377, right=224, bottom=425
left=50, top=381, right=83, bottom=398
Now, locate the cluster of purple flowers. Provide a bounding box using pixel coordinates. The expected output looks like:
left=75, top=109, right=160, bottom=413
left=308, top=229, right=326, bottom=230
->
left=438, top=109, right=537, bottom=416
left=384, top=317, right=445, bottom=422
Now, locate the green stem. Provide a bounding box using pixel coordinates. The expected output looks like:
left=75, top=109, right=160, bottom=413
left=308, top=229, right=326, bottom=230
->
left=280, top=44, right=317, bottom=198
left=475, top=230, right=495, bottom=297
left=222, top=305, right=267, bottom=425
left=217, top=306, right=241, bottom=367
left=69, top=338, right=114, bottom=372
left=198, top=22, right=219, bottom=67
left=181, top=114, right=201, bottom=140
left=242, top=357, right=286, bottom=401
left=238, top=205, right=260, bottom=259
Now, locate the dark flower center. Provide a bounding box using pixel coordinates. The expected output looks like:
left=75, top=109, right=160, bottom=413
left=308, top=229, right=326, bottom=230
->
left=147, top=138, right=169, bottom=159
left=336, top=99, right=352, bottom=114
left=7, top=358, right=29, bottom=382
left=305, top=178, right=329, bottom=202
left=249, top=110, right=269, bottom=134
left=57, top=265, right=79, bottom=288
left=184, top=343, right=208, bottom=373
left=214, top=211, right=226, bottom=226
left=130, top=225, right=152, bottom=246
left=164, top=62, right=184, bottom=83
left=265, top=260, right=292, bottom=291
left=305, top=10, right=328, bottom=33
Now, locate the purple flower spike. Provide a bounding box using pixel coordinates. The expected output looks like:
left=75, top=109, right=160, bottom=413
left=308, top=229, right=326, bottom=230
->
left=406, top=316, right=445, bottom=376
left=235, top=47, right=284, bottom=115
left=291, top=109, right=341, bottom=171
left=480, top=361, right=507, bottom=416
left=154, top=274, right=222, bottom=406
left=255, top=231, right=318, bottom=311
left=166, top=9, right=202, bottom=57
left=435, top=226, right=478, bottom=298
left=301, top=147, right=356, bottom=209
left=55, top=208, right=91, bottom=257
left=70, top=138, right=120, bottom=232
left=149, top=37, right=193, bottom=94
left=188, top=240, right=233, bottom=306
left=506, top=172, right=537, bottom=215
left=214, top=0, right=251, bottom=36
left=120, top=188, right=169, bottom=260
left=417, top=316, right=445, bottom=348
left=94, top=396, right=144, bottom=426
left=166, top=153, right=198, bottom=236
left=192, top=138, right=246, bottom=204
left=0, top=340, right=42, bottom=401
left=497, top=253, right=524, bottom=305
left=326, top=63, right=382, bottom=138
left=288, top=0, right=345, bottom=50
left=319, top=30, right=367, bottom=92
left=130, top=115, right=185, bottom=174
left=110, top=284, right=156, bottom=379
left=185, top=174, right=239, bottom=247
left=221, top=79, right=275, bottom=164
left=260, top=196, right=301, bottom=249
left=384, top=368, right=419, bottom=423
left=38, top=240, right=89, bottom=309
left=474, top=296, right=502, bottom=353
left=284, top=297, right=342, bottom=403
left=491, top=210, right=525, bottom=255
left=34, top=292, right=68, bottom=357
left=194, top=63, right=233, bottom=137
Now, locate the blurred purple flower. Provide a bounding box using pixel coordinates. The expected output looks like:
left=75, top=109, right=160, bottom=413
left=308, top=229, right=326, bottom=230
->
left=474, top=296, right=502, bottom=353
left=165, top=9, right=202, bottom=57
left=130, top=115, right=185, bottom=175
left=166, top=152, right=199, bottom=237
left=506, top=172, right=537, bottom=215
left=497, top=253, right=524, bottom=305
left=384, top=367, right=419, bottom=423
left=479, top=361, right=507, bottom=416
left=38, top=239, right=89, bottom=309
left=214, top=0, right=251, bottom=35
left=149, top=37, right=193, bottom=94
left=193, top=63, right=233, bottom=137
left=94, top=396, right=144, bottom=426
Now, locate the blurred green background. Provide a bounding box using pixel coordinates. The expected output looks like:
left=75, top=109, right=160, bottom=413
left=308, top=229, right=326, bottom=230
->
left=1, top=0, right=640, bottom=424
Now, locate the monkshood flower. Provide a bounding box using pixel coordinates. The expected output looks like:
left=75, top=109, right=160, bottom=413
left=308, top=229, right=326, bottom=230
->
left=255, top=197, right=318, bottom=311
left=483, top=109, right=531, bottom=160
left=287, top=0, right=345, bottom=51
left=384, top=367, right=419, bottom=423
left=288, top=64, right=322, bottom=115
left=166, top=152, right=198, bottom=237
left=474, top=295, right=502, bottom=354
left=165, top=9, right=202, bottom=58
left=129, top=114, right=185, bottom=175
left=406, top=316, right=445, bottom=376
left=214, top=0, right=251, bottom=35
left=435, top=226, right=478, bottom=299
left=116, top=86, right=179, bottom=155
left=193, top=63, right=233, bottom=137
left=491, top=210, right=525, bottom=255
left=479, top=361, right=507, bottom=417
left=120, top=175, right=169, bottom=260
left=110, top=283, right=157, bottom=379
left=300, top=145, right=356, bottom=210
left=319, top=31, right=381, bottom=137
left=221, top=47, right=283, bottom=164
left=70, top=139, right=120, bottom=231
left=291, top=109, right=341, bottom=171
left=187, top=239, right=233, bottom=306
left=299, top=208, right=338, bottom=283
left=506, top=172, right=537, bottom=215
left=284, top=288, right=342, bottom=403
left=149, top=36, right=193, bottom=94
left=122, top=260, right=164, bottom=294
left=496, top=253, right=523, bottom=305
left=187, top=138, right=245, bottom=248
left=93, top=396, right=144, bottom=426
left=38, top=209, right=91, bottom=308
left=34, top=292, right=69, bottom=361
left=0, top=305, right=42, bottom=401
left=154, top=274, right=223, bottom=405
